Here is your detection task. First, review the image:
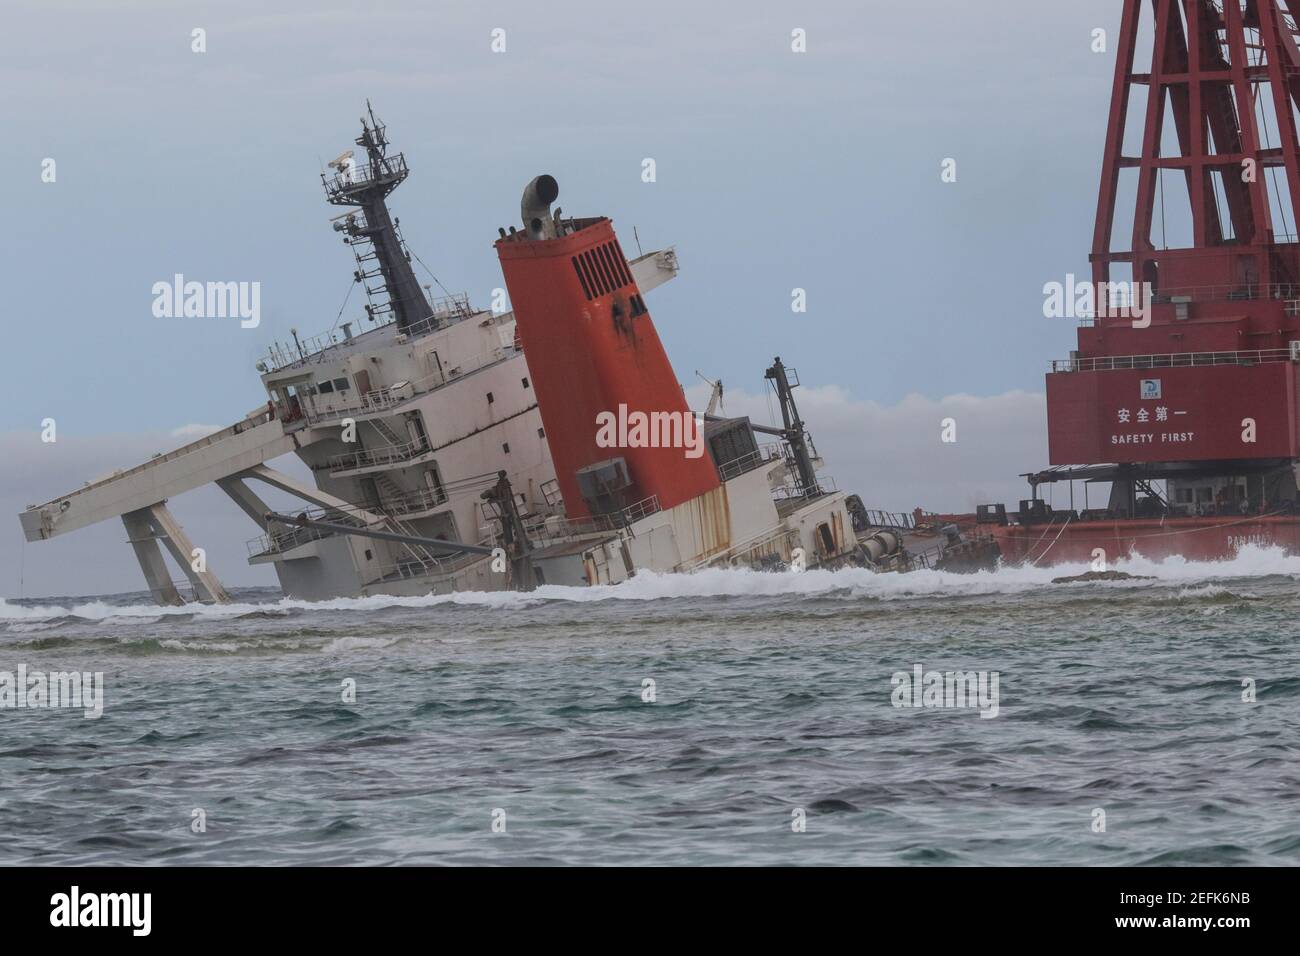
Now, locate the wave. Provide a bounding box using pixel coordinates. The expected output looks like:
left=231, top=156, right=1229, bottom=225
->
left=2, top=543, right=1297, bottom=624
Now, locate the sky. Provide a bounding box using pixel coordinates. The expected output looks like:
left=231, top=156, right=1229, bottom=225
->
left=1, top=0, right=1128, bottom=597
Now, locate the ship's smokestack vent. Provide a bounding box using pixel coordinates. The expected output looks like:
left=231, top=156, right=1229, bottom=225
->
left=521, top=175, right=560, bottom=240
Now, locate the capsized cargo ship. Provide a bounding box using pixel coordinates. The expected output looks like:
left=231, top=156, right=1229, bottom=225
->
left=971, top=0, right=1300, bottom=566
left=17, top=105, right=995, bottom=603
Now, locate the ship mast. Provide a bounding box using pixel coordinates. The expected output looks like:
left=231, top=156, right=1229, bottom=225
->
left=322, top=102, right=433, bottom=334
left=766, top=357, right=821, bottom=498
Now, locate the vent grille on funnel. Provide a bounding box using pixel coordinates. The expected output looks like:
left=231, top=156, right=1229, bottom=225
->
left=571, top=241, right=634, bottom=300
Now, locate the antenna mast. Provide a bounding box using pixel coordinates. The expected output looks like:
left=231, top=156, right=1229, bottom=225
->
left=322, top=102, right=433, bottom=334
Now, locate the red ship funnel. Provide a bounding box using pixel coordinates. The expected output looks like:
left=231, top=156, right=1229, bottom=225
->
left=495, top=176, right=719, bottom=519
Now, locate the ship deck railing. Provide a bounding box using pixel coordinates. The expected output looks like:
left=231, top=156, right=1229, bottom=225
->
left=772, top=475, right=838, bottom=501
left=246, top=505, right=372, bottom=557
left=681, top=525, right=800, bottom=572
left=861, top=509, right=917, bottom=531
left=378, top=485, right=449, bottom=517
left=1052, top=347, right=1296, bottom=373
left=328, top=435, right=432, bottom=473
left=621, top=494, right=662, bottom=524
left=246, top=491, right=468, bottom=559
left=523, top=495, right=662, bottom=543
left=373, top=548, right=486, bottom=584
left=305, top=382, right=410, bottom=423
left=262, top=291, right=477, bottom=374
left=907, top=541, right=946, bottom=570
left=323, top=156, right=409, bottom=198
left=717, top=447, right=783, bottom=482
left=524, top=515, right=615, bottom=542
left=1146, top=280, right=1300, bottom=303
left=330, top=209, right=373, bottom=235
left=1073, top=282, right=1300, bottom=327
left=300, top=345, right=514, bottom=428
left=395, top=295, right=477, bottom=338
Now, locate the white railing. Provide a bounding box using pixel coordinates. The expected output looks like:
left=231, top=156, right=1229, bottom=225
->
left=374, top=548, right=486, bottom=582
left=622, top=494, right=662, bottom=523
left=323, top=156, right=409, bottom=195
left=263, top=291, right=477, bottom=373
left=380, top=485, right=448, bottom=516
left=395, top=294, right=476, bottom=339
left=717, top=446, right=782, bottom=482
left=524, top=514, right=616, bottom=542
left=859, top=509, right=916, bottom=530
left=1052, top=347, right=1295, bottom=373
left=524, top=495, right=662, bottom=543
left=300, top=345, right=512, bottom=426
left=329, top=436, right=432, bottom=473
left=773, top=475, right=838, bottom=499
left=305, top=384, right=409, bottom=424
left=681, top=525, right=799, bottom=572
left=246, top=508, right=369, bottom=557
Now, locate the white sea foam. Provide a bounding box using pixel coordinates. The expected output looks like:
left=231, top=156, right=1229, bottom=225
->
left=321, top=636, right=399, bottom=654
left=157, top=639, right=241, bottom=654
left=2, top=544, right=1297, bottom=624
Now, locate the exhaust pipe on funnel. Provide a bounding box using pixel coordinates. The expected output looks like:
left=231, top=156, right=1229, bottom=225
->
left=521, top=174, right=560, bottom=240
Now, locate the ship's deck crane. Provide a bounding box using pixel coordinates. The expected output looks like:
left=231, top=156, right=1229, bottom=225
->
left=695, top=370, right=724, bottom=416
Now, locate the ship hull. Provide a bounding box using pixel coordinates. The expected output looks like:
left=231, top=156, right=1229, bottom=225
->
left=991, top=514, right=1300, bottom=566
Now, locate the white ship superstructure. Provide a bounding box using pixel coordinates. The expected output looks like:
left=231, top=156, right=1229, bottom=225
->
left=19, top=107, right=989, bottom=603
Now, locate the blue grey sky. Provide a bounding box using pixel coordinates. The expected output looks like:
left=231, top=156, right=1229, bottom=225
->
left=2, top=0, right=1124, bottom=596
left=4, top=0, right=1117, bottom=429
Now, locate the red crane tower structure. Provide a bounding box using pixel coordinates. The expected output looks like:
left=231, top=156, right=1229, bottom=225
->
left=996, top=0, right=1300, bottom=563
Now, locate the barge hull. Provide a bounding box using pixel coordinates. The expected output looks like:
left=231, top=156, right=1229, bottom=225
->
left=992, top=515, right=1300, bottom=566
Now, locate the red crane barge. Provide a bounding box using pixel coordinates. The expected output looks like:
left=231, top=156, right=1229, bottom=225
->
left=991, top=0, right=1300, bottom=565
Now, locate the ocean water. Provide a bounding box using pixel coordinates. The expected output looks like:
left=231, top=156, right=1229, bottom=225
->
left=1, top=548, right=1298, bottom=866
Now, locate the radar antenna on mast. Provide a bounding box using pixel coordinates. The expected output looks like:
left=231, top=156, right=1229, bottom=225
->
left=320, top=103, right=434, bottom=334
